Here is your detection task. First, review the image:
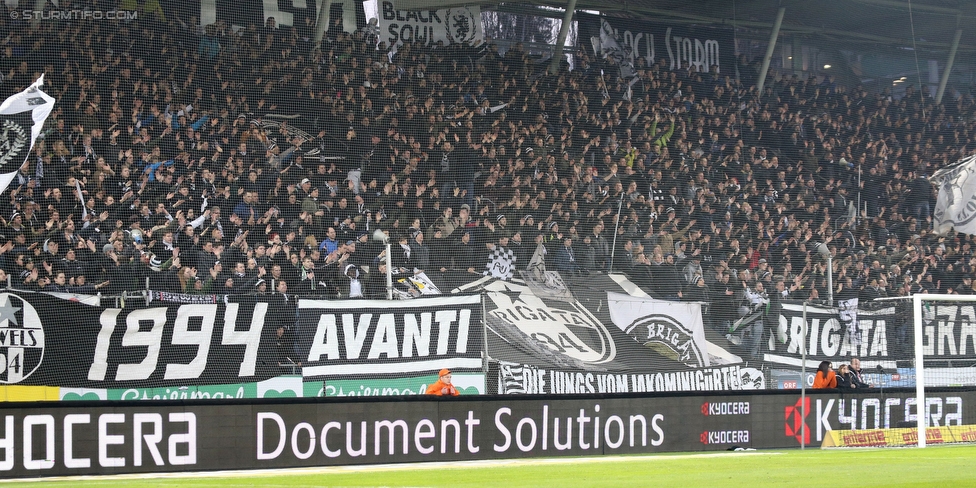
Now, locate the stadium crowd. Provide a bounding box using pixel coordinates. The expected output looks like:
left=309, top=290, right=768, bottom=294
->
left=0, top=4, right=974, bottom=335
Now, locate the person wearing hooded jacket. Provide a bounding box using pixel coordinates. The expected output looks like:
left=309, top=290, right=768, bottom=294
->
left=425, top=369, right=460, bottom=396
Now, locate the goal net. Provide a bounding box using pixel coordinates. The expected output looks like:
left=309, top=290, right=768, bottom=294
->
left=905, top=294, right=976, bottom=447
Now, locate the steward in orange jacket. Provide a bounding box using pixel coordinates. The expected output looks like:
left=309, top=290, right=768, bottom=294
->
left=426, top=369, right=460, bottom=396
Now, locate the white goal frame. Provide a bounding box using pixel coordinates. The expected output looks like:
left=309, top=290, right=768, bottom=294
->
left=910, top=293, right=976, bottom=448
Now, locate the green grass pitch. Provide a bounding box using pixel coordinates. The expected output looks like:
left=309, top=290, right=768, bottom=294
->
left=15, top=444, right=976, bottom=488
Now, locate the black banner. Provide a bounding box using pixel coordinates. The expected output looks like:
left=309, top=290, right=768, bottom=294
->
left=482, top=276, right=688, bottom=373
left=203, top=0, right=328, bottom=29
left=766, top=301, right=976, bottom=366
left=0, top=389, right=973, bottom=477
left=294, top=295, right=484, bottom=378
left=0, top=292, right=291, bottom=388
left=577, top=13, right=736, bottom=74
left=497, top=362, right=766, bottom=394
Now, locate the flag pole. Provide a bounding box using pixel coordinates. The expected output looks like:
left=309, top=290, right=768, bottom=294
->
left=608, top=194, right=624, bottom=272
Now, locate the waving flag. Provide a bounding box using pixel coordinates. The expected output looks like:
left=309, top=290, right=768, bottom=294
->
left=932, top=154, right=976, bottom=235
left=0, top=75, right=56, bottom=195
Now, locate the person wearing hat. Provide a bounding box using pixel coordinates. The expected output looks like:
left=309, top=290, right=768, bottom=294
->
left=958, top=275, right=976, bottom=295
left=425, top=369, right=460, bottom=396
left=495, top=213, right=514, bottom=238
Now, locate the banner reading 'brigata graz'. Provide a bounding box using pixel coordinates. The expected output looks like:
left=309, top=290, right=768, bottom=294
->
left=764, top=300, right=976, bottom=367
left=577, top=13, right=736, bottom=74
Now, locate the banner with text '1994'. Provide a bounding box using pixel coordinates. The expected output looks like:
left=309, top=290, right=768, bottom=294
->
left=0, top=292, right=291, bottom=390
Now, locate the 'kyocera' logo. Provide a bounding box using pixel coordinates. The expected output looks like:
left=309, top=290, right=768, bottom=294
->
left=784, top=397, right=811, bottom=445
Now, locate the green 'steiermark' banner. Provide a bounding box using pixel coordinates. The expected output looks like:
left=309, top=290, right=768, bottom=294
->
left=57, top=373, right=486, bottom=401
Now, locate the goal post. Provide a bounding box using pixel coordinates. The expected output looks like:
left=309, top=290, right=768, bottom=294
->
left=913, top=293, right=926, bottom=448
left=909, top=293, right=976, bottom=448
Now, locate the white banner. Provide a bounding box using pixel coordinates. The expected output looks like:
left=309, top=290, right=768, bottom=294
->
left=607, top=292, right=710, bottom=368
left=392, top=271, right=441, bottom=299
left=376, top=0, right=482, bottom=47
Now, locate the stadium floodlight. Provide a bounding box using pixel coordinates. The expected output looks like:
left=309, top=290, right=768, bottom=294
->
left=373, top=229, right=393, bottom=300
left=815, top=242, right=833, bottom=306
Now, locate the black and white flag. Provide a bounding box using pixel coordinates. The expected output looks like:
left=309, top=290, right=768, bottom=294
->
left=591, top=18, right=637, bottom=80
left=932, top=153, right=976, bottom=235
left=837, top=296, right=860, bottom=347
left=484, top=246, right=516, bottom=280
left=0, top=75, right=56, bottom=195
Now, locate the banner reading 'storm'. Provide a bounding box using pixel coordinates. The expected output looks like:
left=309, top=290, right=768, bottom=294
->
left=577, top=13, right=736, bottom=74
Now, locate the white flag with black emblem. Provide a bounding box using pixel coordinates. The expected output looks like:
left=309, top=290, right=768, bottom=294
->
left=932, top=153, right=976, bottom=235
left=0, top=75, right=56, bottom=195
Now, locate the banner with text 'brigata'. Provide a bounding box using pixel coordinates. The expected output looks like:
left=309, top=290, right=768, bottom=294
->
left=764, top=300, right=976, bottom=369
left=294, top=295, right=484, bottom=386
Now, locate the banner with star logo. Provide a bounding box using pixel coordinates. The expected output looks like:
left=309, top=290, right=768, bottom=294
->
left=0, top=293, right=45, bottom=384
left=481, top=273, right=694, bottom=374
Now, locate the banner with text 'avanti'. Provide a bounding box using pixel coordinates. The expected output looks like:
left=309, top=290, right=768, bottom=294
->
left=294, top=295, right=485, bottom=393
left=0, top=291, right=486, bottom=402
